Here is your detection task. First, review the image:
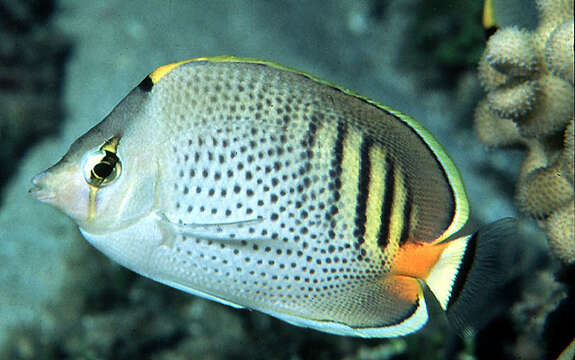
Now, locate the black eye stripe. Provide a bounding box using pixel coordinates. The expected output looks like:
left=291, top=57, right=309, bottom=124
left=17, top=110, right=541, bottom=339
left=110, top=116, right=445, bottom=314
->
left=86, top=150, right=121, bottom=187
left=93, top=162, right=114, bottom=179
left=91, top=151, right=119, bottom=179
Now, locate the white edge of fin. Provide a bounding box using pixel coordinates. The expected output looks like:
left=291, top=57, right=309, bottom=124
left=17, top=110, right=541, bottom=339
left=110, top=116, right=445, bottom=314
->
left=264, top=294, right=429, bottom=338
left=155, top=276, right=428, bottom=338
left=425, top=235, right=470, bottom=310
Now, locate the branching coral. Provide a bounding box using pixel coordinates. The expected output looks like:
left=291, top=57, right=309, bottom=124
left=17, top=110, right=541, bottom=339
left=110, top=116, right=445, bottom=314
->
left=474, top=0, right=574, bottom=264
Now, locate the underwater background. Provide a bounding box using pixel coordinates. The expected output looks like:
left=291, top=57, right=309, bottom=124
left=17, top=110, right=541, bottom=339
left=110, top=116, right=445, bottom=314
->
left=0, top=0, right=572, bottom=359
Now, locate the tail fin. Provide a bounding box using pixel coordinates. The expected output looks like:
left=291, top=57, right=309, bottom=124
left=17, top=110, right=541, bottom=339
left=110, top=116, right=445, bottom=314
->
left=425, top=218, right=518, bottom=335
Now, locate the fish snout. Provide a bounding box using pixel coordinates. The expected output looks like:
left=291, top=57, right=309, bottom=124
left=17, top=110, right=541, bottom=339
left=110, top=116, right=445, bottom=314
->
left=29, top=172, right=56, bottom=202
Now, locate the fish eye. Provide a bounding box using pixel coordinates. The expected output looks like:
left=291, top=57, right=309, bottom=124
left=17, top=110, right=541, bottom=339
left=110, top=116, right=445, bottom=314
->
left=81, top=149, right=122, bottom=187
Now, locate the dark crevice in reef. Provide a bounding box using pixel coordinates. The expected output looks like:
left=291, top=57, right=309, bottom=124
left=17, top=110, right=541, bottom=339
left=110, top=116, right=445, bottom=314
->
left=0, top=0, right=70, bottom=205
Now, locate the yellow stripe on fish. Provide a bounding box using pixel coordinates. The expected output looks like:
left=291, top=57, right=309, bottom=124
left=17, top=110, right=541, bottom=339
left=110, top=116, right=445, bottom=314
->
left=30, top=56, right=516, bottom=338
left=363, top=145, right=387, bottom=255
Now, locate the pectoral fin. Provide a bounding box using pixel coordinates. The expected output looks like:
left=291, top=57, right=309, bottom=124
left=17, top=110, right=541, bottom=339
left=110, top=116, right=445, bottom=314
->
left=158, top=212, right=268, bottom=241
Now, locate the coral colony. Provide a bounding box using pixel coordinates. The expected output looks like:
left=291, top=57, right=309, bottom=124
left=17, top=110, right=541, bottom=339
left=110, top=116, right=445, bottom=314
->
left=474, top=0, right=574, bottom=264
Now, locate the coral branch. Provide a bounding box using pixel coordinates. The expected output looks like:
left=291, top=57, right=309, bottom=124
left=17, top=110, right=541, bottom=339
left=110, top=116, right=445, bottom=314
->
left=474, top=0, right=574, bottom=264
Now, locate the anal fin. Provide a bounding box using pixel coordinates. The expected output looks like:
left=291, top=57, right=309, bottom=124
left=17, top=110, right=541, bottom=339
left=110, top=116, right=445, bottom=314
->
left=280, top=274, right=430, bottom=338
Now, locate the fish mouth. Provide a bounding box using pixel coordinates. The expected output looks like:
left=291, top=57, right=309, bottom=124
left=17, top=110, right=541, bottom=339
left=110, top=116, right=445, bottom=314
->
left=29, top=173, right=56, bottom=202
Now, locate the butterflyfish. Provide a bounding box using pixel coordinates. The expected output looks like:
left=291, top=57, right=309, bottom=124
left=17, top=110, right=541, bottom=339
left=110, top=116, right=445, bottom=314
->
left=31, top=56, right=515, bottom=337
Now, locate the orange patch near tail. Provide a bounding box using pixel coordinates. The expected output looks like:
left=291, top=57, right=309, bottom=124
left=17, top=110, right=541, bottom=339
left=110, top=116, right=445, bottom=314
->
left=392, top=242, right=449, bottom=281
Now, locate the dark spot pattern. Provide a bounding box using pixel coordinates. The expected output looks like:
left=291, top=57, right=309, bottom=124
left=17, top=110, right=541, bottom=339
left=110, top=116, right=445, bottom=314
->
left=156, top=61, right=414, bottom=327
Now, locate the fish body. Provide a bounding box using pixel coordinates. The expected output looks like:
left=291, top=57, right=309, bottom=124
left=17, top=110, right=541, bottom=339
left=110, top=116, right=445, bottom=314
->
left=31, top=57, right=513, bottom=337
